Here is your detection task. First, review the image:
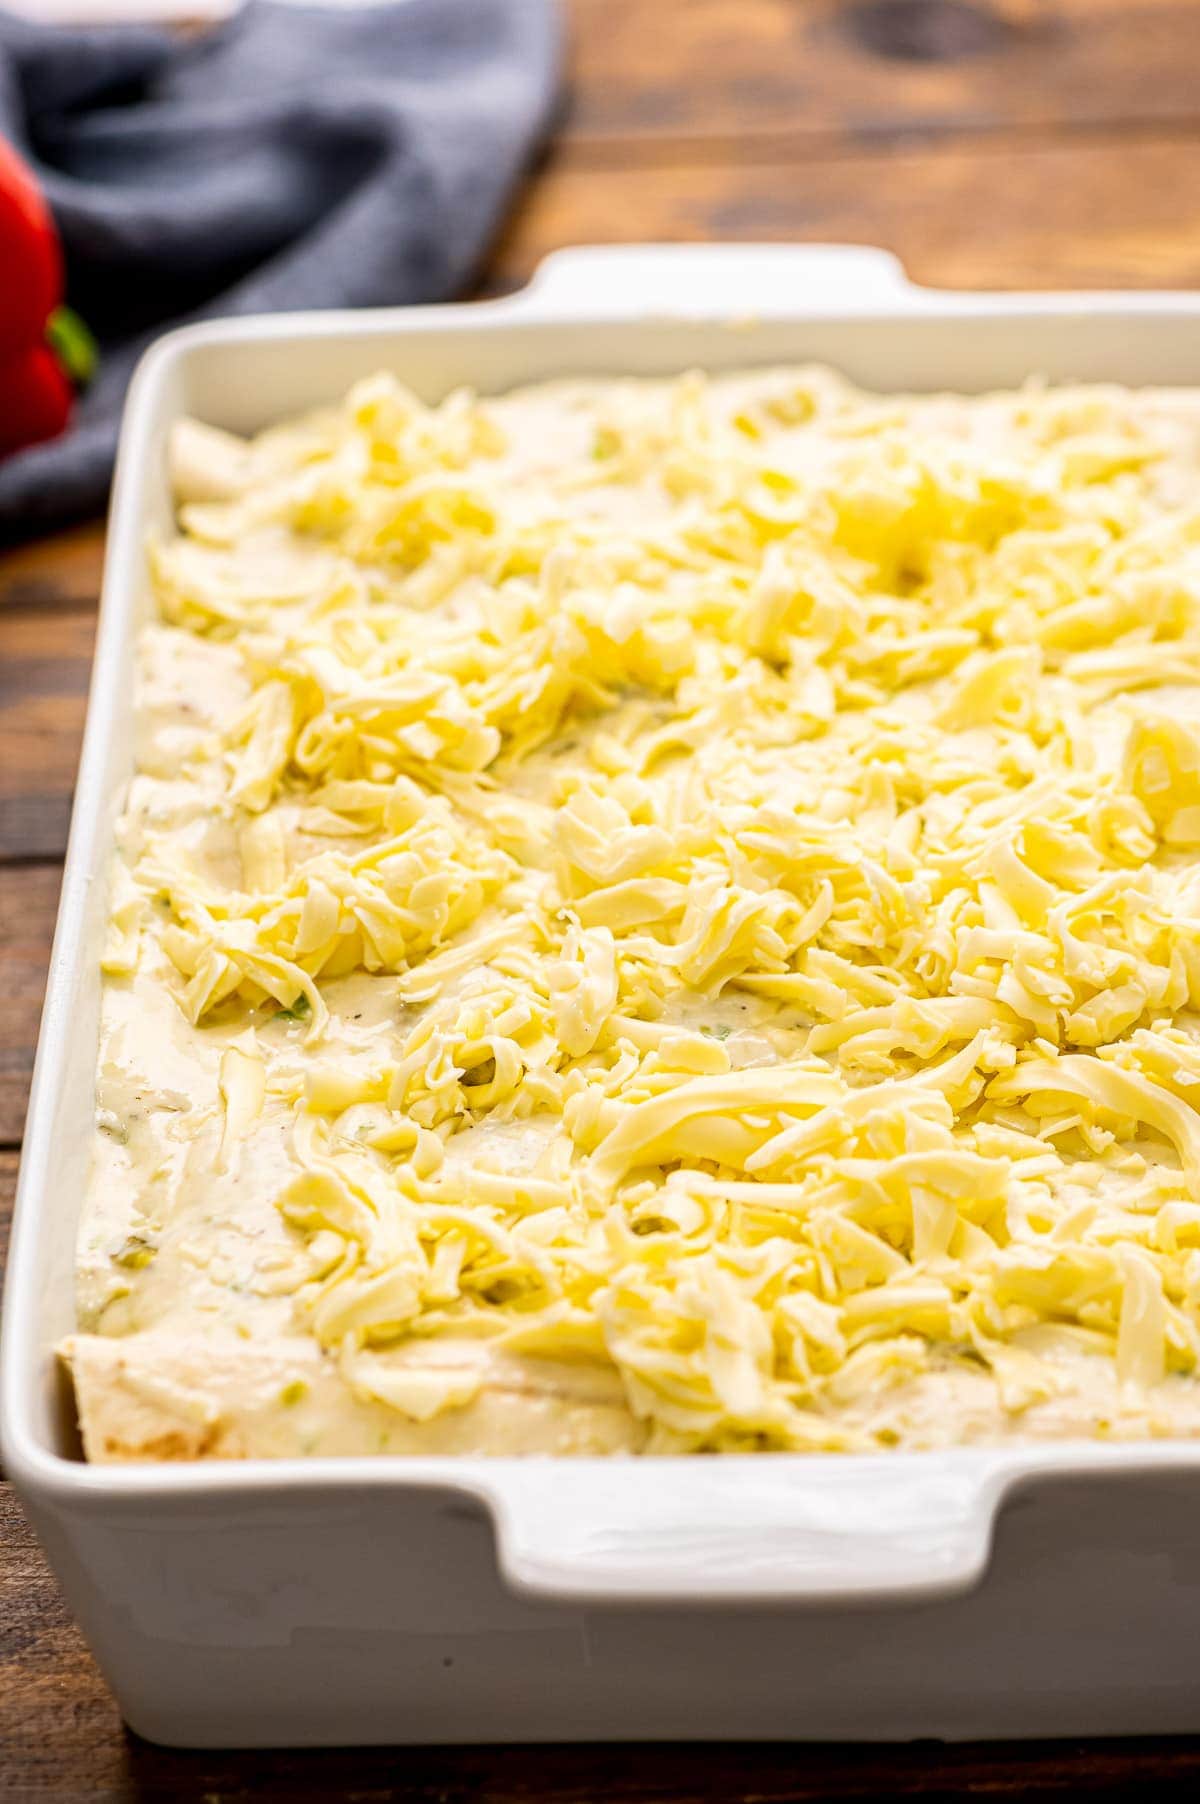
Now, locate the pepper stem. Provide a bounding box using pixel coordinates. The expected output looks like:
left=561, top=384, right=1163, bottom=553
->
left=45, top=307, right=97, bottom=388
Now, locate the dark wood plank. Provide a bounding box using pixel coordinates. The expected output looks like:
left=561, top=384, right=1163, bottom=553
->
left=47, top=1733, right=1200, bottom=1803
left=0, top=607, right=95, bottom=863
left=494, top=131, right=1200, bottom=293
left=568, top=0, right=1200, bottom=152
left=0, top=522, right=105, bottom=616
left=0, top=864, right=60, bottom=1148
left=0, top=1151, right=15, bottom=1306
left=0, top=523, right=102, bottom=864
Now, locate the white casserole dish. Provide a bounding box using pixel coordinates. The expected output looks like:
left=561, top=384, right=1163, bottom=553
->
left=10, top=242, right=1200, bottom=1746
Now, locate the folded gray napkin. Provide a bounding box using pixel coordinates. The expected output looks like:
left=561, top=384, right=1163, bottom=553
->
left=0, top=0, right=560, bottom=540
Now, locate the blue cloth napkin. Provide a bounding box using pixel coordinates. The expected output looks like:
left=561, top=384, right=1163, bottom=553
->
left=0, top=0, right=561, bottom=540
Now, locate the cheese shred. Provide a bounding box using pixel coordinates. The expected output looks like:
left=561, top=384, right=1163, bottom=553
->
left=81, top=364, right=1200, bottom=1453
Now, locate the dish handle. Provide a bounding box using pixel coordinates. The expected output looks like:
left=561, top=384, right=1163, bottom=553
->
left=500, top=242, right=931, bottom=319
left=481, top=1453, right=1012, bottom=1605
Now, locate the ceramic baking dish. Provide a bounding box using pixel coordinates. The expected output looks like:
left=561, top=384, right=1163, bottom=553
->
left=11, top=243, right=1200, bottom=1747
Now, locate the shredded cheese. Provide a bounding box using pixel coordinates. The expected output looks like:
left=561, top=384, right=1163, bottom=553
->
left=86, top=364, right=1200, bottom=1452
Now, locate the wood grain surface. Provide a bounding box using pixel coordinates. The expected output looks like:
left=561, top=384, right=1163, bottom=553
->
left=566, top=0, right=1200, bottom=145
left=7, top=0, right=1200, bottom=1792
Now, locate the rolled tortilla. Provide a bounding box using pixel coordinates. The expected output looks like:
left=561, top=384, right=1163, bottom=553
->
left=61, top=1332, right=644, bottom=1461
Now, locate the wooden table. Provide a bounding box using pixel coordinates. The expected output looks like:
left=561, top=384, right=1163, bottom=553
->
left=7, top=0, right=1200, bottom=1791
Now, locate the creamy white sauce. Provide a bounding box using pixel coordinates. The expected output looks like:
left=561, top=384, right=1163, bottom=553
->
left=64, top=366, right=1200, bottom=1459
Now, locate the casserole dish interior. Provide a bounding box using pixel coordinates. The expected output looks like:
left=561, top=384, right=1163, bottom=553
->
left=14, top=244, right=1200, bottom=1608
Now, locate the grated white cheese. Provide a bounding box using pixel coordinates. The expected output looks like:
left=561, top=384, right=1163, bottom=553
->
left=66, top=364, right=1200, bottom=1456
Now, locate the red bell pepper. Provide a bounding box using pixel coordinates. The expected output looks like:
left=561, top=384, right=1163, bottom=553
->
left=0, top=137, right=95, bottom=460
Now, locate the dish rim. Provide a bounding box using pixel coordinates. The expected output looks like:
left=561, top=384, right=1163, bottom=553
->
left=12, top=241, right=1200, bottom=1606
